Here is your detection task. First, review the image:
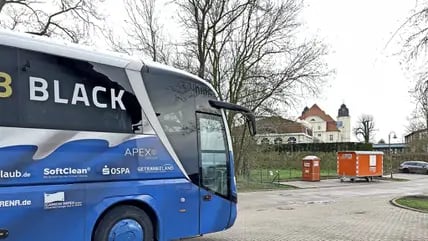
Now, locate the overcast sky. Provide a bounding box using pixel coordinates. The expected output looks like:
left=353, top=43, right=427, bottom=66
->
left=296, top=0, right=419, bottom=143
left=104, top=0, right=420, bottom=143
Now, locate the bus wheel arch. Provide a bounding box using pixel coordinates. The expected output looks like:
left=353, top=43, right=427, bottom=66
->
left=92, top=201, right=159, bottom=241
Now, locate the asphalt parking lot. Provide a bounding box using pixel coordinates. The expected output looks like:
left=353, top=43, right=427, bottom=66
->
left=192, top=174, right=428, bottom=241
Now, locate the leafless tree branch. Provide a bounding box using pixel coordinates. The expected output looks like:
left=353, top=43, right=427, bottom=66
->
left=0, top=0, right=104, bottom=43
left=353, top=114, right=377, bottom=143
left=106, top=0, right=170, bottom=64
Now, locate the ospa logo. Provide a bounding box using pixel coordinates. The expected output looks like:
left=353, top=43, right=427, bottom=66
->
left=43, top=167, right=90, bottom=178
left=102, top=166, right=130, bottom=176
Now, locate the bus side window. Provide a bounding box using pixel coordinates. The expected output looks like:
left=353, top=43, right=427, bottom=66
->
left=143, top=71, right=200, bottom=184
left=16, top=50, right=143, bottom=134
left=132, top=111, right=155, bottom=134
left=198, top=113, right=229, bottom=197
left=0, top=46, right=20, bottom=127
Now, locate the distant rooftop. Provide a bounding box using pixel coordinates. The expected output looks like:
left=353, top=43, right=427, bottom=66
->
left=299, top=104, right=339, bottom=131
left=372, top=143, right=407, bottom=149
left=256, top=116, right=311, bottom=135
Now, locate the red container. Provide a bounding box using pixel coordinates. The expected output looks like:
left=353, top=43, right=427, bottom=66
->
left=302, top=155, right=321, bottom=181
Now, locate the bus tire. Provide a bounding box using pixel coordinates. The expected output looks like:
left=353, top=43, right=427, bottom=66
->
left=93, top=205, right=154, bottom=241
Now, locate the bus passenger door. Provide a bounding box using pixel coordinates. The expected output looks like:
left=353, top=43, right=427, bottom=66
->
left=197, top=113, right=231, bottom=234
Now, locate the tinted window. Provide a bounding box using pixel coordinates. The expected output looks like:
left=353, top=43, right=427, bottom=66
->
left=0, top=46, right=142, bottom=133
left=198, top=113, right=229, bottom=196
left=142, top=66, right=219, bottom=184
left=0, top=46, right=19, bottom=126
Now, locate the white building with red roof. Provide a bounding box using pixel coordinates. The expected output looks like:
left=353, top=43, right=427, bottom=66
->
left=298, top=104, right=351, bottom=143
left=255, top=116, right=313, bottom=144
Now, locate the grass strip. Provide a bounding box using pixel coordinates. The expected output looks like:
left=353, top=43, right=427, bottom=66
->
left=395, top=196, right=428, bottom=212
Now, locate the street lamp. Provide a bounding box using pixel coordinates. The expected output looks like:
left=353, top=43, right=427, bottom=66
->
left=388, top=131, right=397, bottom=179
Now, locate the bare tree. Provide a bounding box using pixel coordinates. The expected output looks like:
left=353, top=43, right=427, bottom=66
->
left=398, top=3, right=428, bottom=59
left=354, top=114, right=377, bottom=143
left=176, top=0, right=250, bottom=79
left=410, top=75, right=428, bottom=129
left=406, top=110, right=427, bottom=134
left=0, top=0, right=104, bottom=43
left=176, top=0, right=330, bottom=174
left=392, top=2, right=428, bottom=132
left=106, top=0, right=170, bottom=64
left=177, top=0, right=329, bottom=113
left=102, top=0, right=330, bottom=174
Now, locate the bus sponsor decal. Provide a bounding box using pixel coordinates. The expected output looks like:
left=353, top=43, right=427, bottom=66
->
left=0, top=170, right=31, bottom=179
left=0, top=71, right=12, bottom=98
left=44, top=192, right=83, bottom=210
left=101, top=165, right=130, bottom=176
left=43, top=167, right=91, bottom=178
left=29, top=76, right=126, bottom=110
left=1, top=73, right=127, bottom=110
left=124, top=147, right=158, bottom=160
left=0, top=199, right=32, bottom=208
left=137, top=164, right=174, bottom=173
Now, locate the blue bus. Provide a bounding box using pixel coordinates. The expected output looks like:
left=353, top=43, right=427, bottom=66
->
left=0, top=30, right=255, bottom=241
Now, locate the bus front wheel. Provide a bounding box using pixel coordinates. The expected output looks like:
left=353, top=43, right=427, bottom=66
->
left=93, top=205, right=154, bottom=241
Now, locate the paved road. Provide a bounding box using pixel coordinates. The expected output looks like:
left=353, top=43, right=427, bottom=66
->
left=191, top=174, right=428, bottom=241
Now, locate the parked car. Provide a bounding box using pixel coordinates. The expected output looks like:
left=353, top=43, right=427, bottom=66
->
left=398, top=161, right=428, bottom=174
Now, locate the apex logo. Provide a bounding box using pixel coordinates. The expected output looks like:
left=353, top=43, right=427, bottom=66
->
left=124, top=148, right=157, bottom=157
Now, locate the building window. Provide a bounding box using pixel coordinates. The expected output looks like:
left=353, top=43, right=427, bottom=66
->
left=287, top=137, right=296, bottom=144
left=261, top=138, right=270, bottom=145
left=310, top=118, right=315, bottom=121
left=318, top=126, right=321, bottom=130
left=274, top=137, right=283, bottom=145
left=329, top=135, right=333, bottom=141
left=317, top=134, right=321, bottom=137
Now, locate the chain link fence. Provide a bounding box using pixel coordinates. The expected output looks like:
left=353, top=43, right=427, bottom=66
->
left=238, top=148, right=338, bottom=185
left=236, top=144, right=428, bottom=187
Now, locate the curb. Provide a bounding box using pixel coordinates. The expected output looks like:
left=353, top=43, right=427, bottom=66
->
left=390, top=196, right=428, bottom=214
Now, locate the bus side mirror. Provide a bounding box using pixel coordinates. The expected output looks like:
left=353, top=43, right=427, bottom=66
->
left=208, top=99, right=256, bottom=136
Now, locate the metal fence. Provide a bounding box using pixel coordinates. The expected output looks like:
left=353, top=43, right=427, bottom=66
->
left=237, top=149, right=428, bottom=184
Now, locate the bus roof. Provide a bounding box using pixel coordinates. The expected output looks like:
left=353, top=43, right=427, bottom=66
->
left=0, top=29, right=216, bottom=97
left=0, top=29, right=141, bottom=70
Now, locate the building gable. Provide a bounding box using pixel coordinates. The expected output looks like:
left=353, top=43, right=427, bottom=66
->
left=300, top=104, right=339, bottom=131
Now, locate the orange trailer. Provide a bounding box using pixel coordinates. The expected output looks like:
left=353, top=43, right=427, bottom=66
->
left=337, top=151, right=384, bottom=182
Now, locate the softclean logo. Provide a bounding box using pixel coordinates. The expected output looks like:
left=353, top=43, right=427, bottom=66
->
left=43, top=167, right=90, bottom=178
